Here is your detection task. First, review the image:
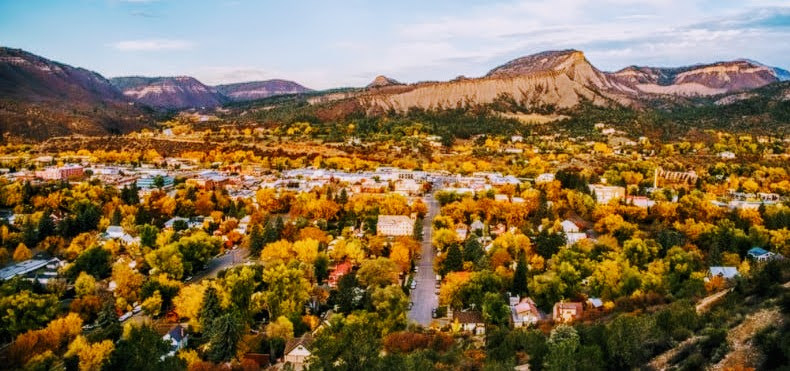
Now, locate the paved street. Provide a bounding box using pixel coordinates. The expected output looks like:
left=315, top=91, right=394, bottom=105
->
left=408, top=193, right=440, bottom=326
left=189, top=247, right=248, bottom=281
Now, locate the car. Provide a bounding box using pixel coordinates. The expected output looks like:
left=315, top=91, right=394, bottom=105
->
left=185, top=276, right=193, bottom=282
left=414, top=266, right=419, bottom=273
left=435, top=282, right=440, bottom=289
left=410, top=282, right=417, bottom=289
left=431, top=308, right=438, bottom=318
left=408, top=302, right=414, bottom=309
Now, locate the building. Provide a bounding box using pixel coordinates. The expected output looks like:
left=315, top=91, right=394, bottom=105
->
left=186, top=170, right=229, bottom=190
left=394, top=179, right=422, bottom=195
left=535, top=173, right=555, bottom=184
left=0, top=257, right=63, bottom=284
left=588, top=184, right=625, bottom=204
left=377, top=215, right=414, bottom=236
left=104, top=226, right=137, bottom=244
left=718, top=151, right=736, bottom=159
left=453, top=310, right=486, bottom=335
left=552, top=301, right=583, bottom=323
left=470, top=220, right=485, bottom=233
left=136, top=175, right=174, bottom=189
left=708, top=266, right=739, bottom=280
left=35, top=165, right=84, bottom=180
left=284, top=333, right=314, bottom=370
left=747, top=247, right=781, bottom=262
left=163, top=325, right=188, bottom=357
left=511, top=297, right=541, bottom=328
left=327, top=261, right=353, bottom=288
left=626, top=196, right=656, bottom=209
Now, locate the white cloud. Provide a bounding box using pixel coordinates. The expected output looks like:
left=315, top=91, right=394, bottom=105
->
left=110, top=39, right=194, bottom=51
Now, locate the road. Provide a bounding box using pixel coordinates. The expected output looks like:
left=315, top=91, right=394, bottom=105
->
left=408, top=193, right=440, bottom=326
left=190, top=247, right=249, bottom=282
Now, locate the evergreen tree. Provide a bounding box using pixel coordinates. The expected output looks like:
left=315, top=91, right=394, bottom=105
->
left=512, top=253, right=528, bottom=296
left=463, top=237, right=483, bottom=263
left=314, top=253, right=329, bottom=284
left=111, top=207, right=123, bottom=225
left=248, top=224, right=265, bottom=255
left=37, top=210, right=55, bottom=241
left=106, top=323, right=181, bottom=371
left=443, top=243, right=463, bottom=274
left=89, top=300, right=121, bottom=342
left=206, top=311, right=244, bottom=362
left=21, top=218, right=38, bottom=248
left=199, top=286, right=221, bottom=332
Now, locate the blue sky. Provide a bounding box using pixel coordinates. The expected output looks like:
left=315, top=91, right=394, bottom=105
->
left=1, top=0, right=789, bottom=89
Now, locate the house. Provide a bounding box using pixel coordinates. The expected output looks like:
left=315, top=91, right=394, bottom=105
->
left=163, top=325, right=188, bottom=356
left=718, top=151, right=736, bottom=159
left=377, top=215, right=414, bottom=236
left=327, top=261, right=353, bottom=288
left=708, top=266, right=739, bottom=280
left=552, top=301, right=583, bottom=323
left=586, top=297, right=604, bottom=310
left=535, top=173, right=555, bottom=184
left=470, top=220, right=485, bottom=233
left=560, top=220, right=580, bottom=233
left=284, top=333, right=314, bottom=370
left=453, top=310, right=486, bottom=335
left=626, top=196, right=656, bottom=209
left=511, top=297, right=541, bottom=328
left=747, top=247, right=781, bottom=262
left=494, top=194, right=509, bottom=202
left=104, top=226, right=137, bottom=244
left=588, top=184, right=625, bottom=204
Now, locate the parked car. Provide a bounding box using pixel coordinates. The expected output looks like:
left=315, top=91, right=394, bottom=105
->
left=431, top=308, right=438, bottom=318
left=119, top=312, right=133, bottom=322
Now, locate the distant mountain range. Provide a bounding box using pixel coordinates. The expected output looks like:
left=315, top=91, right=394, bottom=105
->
left=109, top=76, right=312, bottom=109
left=0, top=46, right=788, bottom=140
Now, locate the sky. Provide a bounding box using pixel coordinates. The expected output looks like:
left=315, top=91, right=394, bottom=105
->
left=1, top=0, right=789, bottom=89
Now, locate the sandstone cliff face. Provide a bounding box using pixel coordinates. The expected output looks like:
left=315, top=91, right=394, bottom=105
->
left=110, top=76, right=225, bottom=109
left=609, top=61, right=780, bottom=96
left=361, top=50, right=631, bottom=112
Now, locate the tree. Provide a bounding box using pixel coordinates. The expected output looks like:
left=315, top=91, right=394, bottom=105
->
left=512, top=253, right=528, bottom=296
left=145, top=244, right=184, bottom=280
left=463, top=237, right=483, bottom=264
left=13, top=243, right=32, bottom=262
left=371, top=285, right=409, bottom=333
left=442, top=243, right=463, bottom=275
left=265, top=315, right=294, bottom=341
left=247, top=224, right=265, bottom=255
left=106, top=323, right=181, bottom=371
left=206, top=311, right=244, bottom=363
left=141, top=290, right=163, bottom=317
left=482, top=292, right=510, bottom=327
left=314, top=253, right=330, bottom=284
left=310, top=313, right=383, bottom=370
left=545, top=325, right=580, bottom=371
left=111, top=261, right=144, bottom=309
left=199, top=285, right=221, bottom=332
left=74, top=272, right=97, bottom=297
left=0, top=290, right=59, bottom=342
left=68, top=247, right=111, bottom=280
left=37, top=211, right=55, bottom=241
left=606, top=315, right=653, bottom=369
left=138, top=224, right=159, bottom=248
left=65, top=335, right=114, bottom=371
left=262, top=264, right=311, bottom=318
left=357, top=258, right=400, bottom=288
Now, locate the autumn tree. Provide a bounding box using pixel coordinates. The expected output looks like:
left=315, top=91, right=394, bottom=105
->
left=358, top=257, right=400, bottom=288
left=261, top=264, right=311, bottom=318
left=13, top=243, right=32, bottom=262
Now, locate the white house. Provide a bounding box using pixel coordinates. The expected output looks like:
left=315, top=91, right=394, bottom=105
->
left=708, top=266, right=739, bottom=280
left=454, top=310, right=486, bottom=335
left=284, top=334, right=313, bottom=371
left=588, top=184, right=626, bottom=204
left=376, top=215, right=414, bottom=236
left=747, top=247, right=781, bottom=262
left=535, top=173, right=555, bottom=184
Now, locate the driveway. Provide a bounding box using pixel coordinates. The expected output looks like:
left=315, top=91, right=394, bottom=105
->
left=408, top=193, right=440, bottom=326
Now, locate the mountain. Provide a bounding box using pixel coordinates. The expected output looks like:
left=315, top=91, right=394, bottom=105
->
left=354, top=50, right=789, bottom=113
left=0, top=47, right=151, bottom=140
left=609, top=60, right=781, bottom=96
left=215, top=79, right=312, bottom=102
left=110, top=76, right=226, bottom=109
left=367, top=75, right=402, bottom=88
left=361, top=50, right=631, bottom=113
